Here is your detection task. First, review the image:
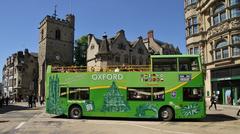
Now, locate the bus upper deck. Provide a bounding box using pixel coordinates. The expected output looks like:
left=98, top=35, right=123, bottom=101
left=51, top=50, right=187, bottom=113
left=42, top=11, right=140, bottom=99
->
left=50, top=55, right=201, bottom=73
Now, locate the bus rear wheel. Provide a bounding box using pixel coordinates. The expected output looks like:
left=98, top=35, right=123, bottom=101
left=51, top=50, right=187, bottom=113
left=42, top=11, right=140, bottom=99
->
left=159, top=107, right=174, bottom=121
left=69, top=106, right=82, bottom=119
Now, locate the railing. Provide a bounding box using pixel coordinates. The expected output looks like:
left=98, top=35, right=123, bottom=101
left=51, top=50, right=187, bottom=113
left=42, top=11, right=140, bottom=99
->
left=52, top=65, right=151, bottom=73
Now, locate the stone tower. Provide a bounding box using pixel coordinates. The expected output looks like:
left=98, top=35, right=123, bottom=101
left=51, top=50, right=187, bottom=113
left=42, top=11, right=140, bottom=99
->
left=38, top=14, right=75, bottom=97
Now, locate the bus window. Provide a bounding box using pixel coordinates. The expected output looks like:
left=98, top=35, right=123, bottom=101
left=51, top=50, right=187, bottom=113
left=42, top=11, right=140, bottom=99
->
left=127, top=88, right=151, bottom=101
left=60, top=87, right=67, bottom=98
left=69, top=87, right=89, bottom=100
left=153, top=87, right=165, bottom=101
left=179, top=58, right=199, bottom=71
left=183, top=87, right=203, bottom=101
left=152, top=58, right=177, bottom=72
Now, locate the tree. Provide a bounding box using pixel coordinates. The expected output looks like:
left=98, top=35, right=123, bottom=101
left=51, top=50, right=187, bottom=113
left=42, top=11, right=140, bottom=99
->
left=74, top=35, right=88, bottom=66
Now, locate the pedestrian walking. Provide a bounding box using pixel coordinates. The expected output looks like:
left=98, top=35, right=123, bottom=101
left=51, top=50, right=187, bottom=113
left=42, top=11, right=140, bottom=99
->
left=209, top=93, right=217, bottom=110
left=237, top=98, right=240, bottom=116
left=28, top=95, right=33, bottom=108
left=5, top=96, right=9, bottom=107
left=40, top=96, right=44, bottom=105
left=32, top=95, right=37, bottom=107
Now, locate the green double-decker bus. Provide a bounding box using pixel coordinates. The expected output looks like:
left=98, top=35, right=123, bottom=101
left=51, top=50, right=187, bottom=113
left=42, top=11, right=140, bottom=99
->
left=46, top=55, right=205, bottom=121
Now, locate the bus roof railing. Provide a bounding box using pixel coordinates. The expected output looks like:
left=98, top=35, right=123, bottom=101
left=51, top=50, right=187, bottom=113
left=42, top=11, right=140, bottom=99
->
left=51, top=65, right=151, bottom=73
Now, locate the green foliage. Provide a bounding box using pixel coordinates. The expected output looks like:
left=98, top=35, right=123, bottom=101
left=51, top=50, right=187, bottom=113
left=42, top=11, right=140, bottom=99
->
left=74, top=35, right=88, bottom=66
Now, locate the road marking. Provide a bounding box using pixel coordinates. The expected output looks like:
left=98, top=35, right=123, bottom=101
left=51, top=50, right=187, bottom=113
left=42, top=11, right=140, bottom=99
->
left=128, top=123, right=194, bottom=134
left=15, top=122, right=25, bottom=129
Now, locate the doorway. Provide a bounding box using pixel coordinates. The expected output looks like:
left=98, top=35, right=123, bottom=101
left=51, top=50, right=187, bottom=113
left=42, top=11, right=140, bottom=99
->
left=222, top=87, right=238, bottom=105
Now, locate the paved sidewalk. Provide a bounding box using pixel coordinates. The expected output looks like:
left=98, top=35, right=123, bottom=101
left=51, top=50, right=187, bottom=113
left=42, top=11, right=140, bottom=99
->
left=206, top=104, right=240, bottom=120
left=0, top=102, right=45, bottom=114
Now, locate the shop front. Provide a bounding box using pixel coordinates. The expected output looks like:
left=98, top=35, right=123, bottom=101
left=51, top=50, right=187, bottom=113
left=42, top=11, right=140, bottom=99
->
left=211, top=65, right=240, bottom=106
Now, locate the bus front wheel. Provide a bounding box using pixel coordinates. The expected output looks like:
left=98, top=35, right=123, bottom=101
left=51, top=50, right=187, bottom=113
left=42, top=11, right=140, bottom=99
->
left=69, top=106, right=82, bottom=119
left=159, top=107, right=174, bottom=121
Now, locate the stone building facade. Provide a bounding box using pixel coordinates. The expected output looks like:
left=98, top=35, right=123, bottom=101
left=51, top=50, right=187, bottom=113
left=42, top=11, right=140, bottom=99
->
left=38, top=14, right=75, bottom=97
left=87, top=30, right=180, bottom=71
left=2, top=49, right=38, bottom=101
left=184, top=0, right=240, bottom=105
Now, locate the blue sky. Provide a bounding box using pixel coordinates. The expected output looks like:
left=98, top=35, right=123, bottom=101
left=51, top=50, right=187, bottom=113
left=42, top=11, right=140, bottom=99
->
left=0, top=0, right=186, bottom=81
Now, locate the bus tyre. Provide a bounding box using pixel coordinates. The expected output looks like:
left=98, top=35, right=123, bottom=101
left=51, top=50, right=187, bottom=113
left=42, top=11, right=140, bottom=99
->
left=159, top=107, right=174, bottom=121
left=69, top=106, right=82, bottom=119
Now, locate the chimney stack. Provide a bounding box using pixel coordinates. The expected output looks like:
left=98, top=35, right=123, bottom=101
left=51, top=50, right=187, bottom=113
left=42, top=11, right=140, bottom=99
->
left=147, top=30, right=154, bottom=39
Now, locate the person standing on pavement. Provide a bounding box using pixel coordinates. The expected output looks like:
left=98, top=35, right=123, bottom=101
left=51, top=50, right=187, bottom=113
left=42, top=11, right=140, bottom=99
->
left=40, top=96, right=44, bottom=105
left=209, top=93, right=217, bottom=110
left=5, top=96, right=9, bottom=107
left=28, top=95, right=33, bottom=108
left=0, top=95, right=3, bottom=108
left=237, top=98, right=240, bottom=116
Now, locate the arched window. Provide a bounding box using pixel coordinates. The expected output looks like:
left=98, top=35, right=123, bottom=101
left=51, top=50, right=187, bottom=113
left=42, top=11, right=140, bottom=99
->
left=55, top=29, right=61, bottom=40
left=215, top=40, right=228, bottom=60
left=215, top=40, right=227, bottom=48
left=213, top=3, right=226, bottom=25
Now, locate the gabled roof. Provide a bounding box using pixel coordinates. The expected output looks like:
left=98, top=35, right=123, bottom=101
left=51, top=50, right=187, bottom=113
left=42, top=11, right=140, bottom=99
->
left=130, top=36, right=144, bottom=48
left=97, top=36, right=110, bottom=55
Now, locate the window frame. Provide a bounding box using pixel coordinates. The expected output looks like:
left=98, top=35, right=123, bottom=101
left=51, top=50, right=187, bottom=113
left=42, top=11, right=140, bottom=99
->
left=60, top=87, right=67, bottom=98
left=152, top=58, right=177, bottom=72
left=153, top=87, right=165, bottom=101
left=179, top=57, right=200, bottom=72
left=183, top=87, right=203, bottom=102
left=214, top=40, right=229, bottom=60
left=68, top=87, right=90, bottom=100
left=127, top=87, right=165, bottom=101
left=230, top=0, right=240, bottom=6
left=212, top=3, right=227, bottom=26
left=186, top=16, right=198, bottom=36
left=127, top=87, right=152, bottom=101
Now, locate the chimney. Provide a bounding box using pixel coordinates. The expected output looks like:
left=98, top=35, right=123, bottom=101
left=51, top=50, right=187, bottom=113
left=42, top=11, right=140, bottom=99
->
left=147, top=30, right=154, bottom=39
left=103, top=32, right=107, bottom=39
left=24, top=49, right=29, bottom=55
left=87, top=34, right=93, bottom=45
